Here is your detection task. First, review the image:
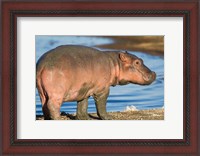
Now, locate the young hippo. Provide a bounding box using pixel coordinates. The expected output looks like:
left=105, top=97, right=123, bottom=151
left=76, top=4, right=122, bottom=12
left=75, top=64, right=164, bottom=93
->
left=36, top=45, right=156, bottom=120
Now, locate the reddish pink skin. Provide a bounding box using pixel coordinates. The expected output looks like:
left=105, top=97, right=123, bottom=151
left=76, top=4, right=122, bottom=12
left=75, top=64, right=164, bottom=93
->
left=36, top=45, right=156, bottom=119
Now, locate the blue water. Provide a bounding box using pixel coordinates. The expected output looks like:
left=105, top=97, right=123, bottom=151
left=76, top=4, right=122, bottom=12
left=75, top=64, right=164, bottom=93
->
left=36, top=36, right=164, bottom=115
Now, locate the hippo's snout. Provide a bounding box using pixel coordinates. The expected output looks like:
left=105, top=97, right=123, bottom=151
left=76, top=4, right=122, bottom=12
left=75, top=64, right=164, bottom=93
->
left=143, top=71, right=156, bottom=84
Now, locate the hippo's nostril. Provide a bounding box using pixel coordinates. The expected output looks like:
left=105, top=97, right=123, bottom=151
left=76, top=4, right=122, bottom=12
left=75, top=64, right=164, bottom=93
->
left=152, top=72, right=156, bottom=75
left=152, top=72, right=156, bottom=79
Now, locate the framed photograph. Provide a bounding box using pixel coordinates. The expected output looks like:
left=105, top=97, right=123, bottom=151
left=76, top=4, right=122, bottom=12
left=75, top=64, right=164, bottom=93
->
left=1, top=1, right=199, bottom=155
left=35, top=35, right=164, bottom=121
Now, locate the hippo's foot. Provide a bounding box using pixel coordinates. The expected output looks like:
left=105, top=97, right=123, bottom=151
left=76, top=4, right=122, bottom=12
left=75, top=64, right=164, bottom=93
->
left=43, top=113, right=61, bottom=120
left=44, top=116, right=61, bottom=120
left=44, top=116, right=51, bottom=120
left=75, top=114, right=91, bottom=120
left=44, top=111, right=61, bottom=120
left=48, top=111, right=61, bottom=120
left=99, top=113, right=112, bottom=120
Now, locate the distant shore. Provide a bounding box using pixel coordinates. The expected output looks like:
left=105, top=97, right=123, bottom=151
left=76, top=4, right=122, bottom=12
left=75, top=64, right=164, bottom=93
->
left=36, top=109, right=164, bottom=120
left=97, top=36, right=164, bottom=56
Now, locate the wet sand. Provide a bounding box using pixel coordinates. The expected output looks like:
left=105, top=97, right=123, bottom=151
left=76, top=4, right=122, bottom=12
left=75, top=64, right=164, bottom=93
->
left=97, top=36, right=164, bottom=55
left=36, top=109, right=164, bottom=120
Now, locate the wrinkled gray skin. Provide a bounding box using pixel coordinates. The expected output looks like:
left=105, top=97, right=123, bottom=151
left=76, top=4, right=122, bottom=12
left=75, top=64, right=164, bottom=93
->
left=36, top=45, right=156, bottom=120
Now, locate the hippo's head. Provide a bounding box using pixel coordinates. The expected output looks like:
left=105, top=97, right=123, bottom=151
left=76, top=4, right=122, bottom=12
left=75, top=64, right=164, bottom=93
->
left=118, top=52, right=156, bottom=85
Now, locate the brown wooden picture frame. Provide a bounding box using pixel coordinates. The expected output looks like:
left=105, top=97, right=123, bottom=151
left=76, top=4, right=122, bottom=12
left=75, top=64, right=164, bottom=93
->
left=1, top=0, right=199, bottom=155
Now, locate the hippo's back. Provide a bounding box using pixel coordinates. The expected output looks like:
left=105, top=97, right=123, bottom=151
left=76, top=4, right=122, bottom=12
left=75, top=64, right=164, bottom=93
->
left=36, top=45, right=103, bottom=72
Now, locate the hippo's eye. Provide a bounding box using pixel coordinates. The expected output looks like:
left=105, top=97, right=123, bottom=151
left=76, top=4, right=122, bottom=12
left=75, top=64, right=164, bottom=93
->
left=135, top=60, right=141, bottom=65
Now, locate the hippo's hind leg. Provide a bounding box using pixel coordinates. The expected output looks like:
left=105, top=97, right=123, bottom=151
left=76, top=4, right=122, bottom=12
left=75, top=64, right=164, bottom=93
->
left=44, top=92, right=64, bottom=120
left=42, top=101, right=51, bottom=120
left=39, top=69, right=66, bottom=120
left=46, top=98, right=62, bottom=120
left=76, top=98, right=90, bottom=120
left=93, top=89, right=112, bottom=120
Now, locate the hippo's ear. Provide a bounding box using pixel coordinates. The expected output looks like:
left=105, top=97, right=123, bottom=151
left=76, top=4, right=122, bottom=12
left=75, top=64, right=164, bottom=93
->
left=119, top=52, right=131, bottom=63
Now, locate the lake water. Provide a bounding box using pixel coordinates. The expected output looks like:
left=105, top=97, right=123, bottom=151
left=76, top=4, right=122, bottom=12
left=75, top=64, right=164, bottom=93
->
left=36, top=36, right=164, bottom=115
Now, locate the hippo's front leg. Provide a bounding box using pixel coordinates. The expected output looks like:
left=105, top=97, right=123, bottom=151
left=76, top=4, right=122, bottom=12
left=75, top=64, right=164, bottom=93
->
left=93, top=89, right=112, bottom=120
left=76, top=98, right=90, bottom=120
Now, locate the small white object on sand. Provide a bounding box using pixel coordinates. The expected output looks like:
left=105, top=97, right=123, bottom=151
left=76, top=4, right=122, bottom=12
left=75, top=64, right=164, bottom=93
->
left=123, top=105, right=138, bottom=112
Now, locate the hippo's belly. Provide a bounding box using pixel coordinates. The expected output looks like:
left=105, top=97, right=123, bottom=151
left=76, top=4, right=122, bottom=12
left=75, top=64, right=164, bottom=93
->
left=63, top=85, right=95, bottom=102
left=63, top=82, right=108, bottom=102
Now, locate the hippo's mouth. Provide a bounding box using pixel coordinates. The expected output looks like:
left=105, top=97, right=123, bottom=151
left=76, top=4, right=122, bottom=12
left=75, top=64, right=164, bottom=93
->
left=143, top=74, right=151, bottom=82
left=137, top=69, right=156, bottom=83
left=142, top=72, right=156, bottom=83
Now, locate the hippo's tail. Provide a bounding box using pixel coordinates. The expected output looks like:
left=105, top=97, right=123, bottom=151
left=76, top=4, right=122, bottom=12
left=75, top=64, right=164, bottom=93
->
left=36, top=76, right=46, bottom=105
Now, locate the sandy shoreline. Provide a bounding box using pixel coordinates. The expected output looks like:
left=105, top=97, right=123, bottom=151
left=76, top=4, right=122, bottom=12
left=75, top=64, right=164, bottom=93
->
left=36, top=109, right=164, bottom=120
left=97, top=36, right=164, bottom=55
